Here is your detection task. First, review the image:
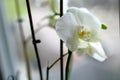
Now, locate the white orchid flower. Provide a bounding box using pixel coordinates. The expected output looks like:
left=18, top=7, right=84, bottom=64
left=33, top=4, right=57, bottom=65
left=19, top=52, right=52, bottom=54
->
left=55, top=7, right=107, bottom=62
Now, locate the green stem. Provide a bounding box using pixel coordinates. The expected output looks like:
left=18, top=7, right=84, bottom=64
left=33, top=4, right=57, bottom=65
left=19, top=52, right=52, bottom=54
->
left=49, top=53, right=68, bottom=69
left=46, top=53, right=68, bottom=80
left=65, top=50, right=72, bottom=80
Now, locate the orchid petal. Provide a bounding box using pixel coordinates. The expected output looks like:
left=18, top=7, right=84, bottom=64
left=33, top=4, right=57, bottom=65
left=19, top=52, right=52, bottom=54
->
left=87, top=42, right=107, bottom=62
left=67, top=7, right=101, bottom=34
left=56, top=12, right=79, bottom=51
left=67, top=7, right=101, bottom=28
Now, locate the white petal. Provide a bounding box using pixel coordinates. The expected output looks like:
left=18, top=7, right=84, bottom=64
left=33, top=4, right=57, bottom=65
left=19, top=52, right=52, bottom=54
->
left=88, top=42, right=107, bottom=62
left=55, top=12, right=79, bottom=51
left=66, top=36, right=79, bottom=51
left=67, top=7, right=101, bottom=33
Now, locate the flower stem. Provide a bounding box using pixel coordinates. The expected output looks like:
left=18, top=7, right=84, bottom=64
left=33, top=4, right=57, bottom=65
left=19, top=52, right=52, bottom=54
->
left=25, top=0, right=43, bottom=80
left=46, top=53, right=68, bottom=80
left=60, top=0, right=64, bottom=80
left=49, top=53, right=68, bottom=69
left=60, top=40, right=64, bottom=80
left=65, top=50, right=72, bottom=80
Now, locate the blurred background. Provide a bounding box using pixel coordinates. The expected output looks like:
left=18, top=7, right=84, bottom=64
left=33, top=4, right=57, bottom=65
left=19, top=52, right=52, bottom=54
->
left=0, top=0, right=119, bottom=80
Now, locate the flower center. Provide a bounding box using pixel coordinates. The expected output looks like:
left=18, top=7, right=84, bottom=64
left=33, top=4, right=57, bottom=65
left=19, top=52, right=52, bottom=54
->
left=79, top=27, right=91, bottom=41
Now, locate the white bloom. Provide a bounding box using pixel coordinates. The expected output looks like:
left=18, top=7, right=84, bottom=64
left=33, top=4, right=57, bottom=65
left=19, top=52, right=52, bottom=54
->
left=55, top=7, right=107, bottom=62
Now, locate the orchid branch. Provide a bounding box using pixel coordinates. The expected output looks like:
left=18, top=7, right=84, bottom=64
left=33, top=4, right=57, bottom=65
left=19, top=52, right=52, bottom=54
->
left=49, top=53, right=68, bottom=69
left=46, top=52, right=68, bottom=80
